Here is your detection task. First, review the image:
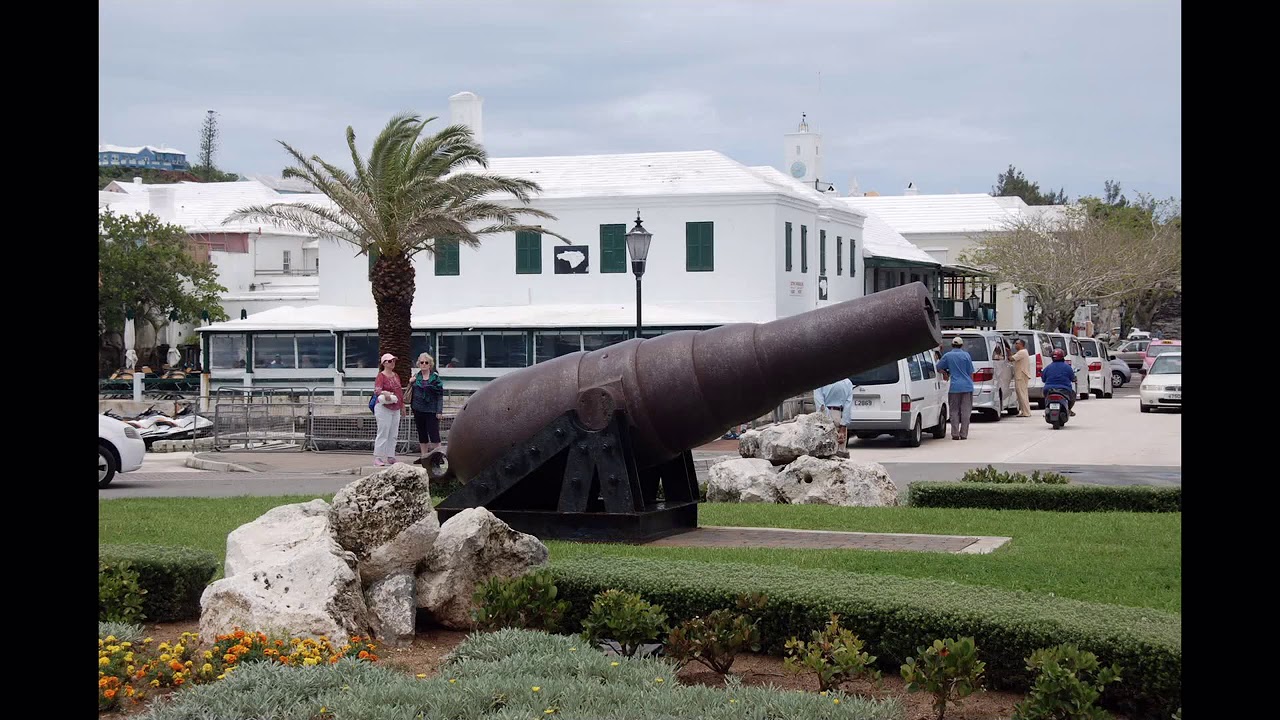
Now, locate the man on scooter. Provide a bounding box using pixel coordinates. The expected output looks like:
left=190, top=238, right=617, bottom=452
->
left=1041, top=349, right=1077, bottom=416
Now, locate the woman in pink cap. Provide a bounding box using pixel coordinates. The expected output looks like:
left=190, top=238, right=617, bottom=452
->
left=372, top=353, right=406, bottom=466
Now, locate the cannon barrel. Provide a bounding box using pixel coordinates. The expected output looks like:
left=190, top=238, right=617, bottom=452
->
left=447, top=282, right=941, bottom=481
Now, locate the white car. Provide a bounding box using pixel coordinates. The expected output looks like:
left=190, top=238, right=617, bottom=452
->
left=942, top=330, right=1018, bottom=420
left=1139, top=352, right=1181, bottom=413
left=846, top=351, right=949, bottom=447
left=99, top=415, right=146, bottom=488
left=1076, top=337, right=1114, bottom=398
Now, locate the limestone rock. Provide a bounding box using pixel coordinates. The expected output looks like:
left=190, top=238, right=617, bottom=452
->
left=777, top=455, right=899, bottom=507
left=739, top=412, right=839, bottom=464
left=706, top=458, right=786, bottom=503
left=364, top=572, right=416, bottom=648
left=330, top=464, right=438, bottom=584
left=224, top=499, right=336, bottom=579
left=415, top=508, right=548, bottom=629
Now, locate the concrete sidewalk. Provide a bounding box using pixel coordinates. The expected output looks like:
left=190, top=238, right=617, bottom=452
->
left=189, top=438, right=743, bottom=475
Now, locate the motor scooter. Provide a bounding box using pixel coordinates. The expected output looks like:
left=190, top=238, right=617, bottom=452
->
left=1044, top=388, right=1071, bottom=429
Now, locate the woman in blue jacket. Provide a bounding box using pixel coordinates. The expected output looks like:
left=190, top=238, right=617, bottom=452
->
left=408, top=353, right=446, bottom=459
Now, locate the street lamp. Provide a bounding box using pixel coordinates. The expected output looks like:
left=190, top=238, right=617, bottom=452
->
left=966, top=290, right=981, bottom=316
left=625, top=211, right=652, bottom=336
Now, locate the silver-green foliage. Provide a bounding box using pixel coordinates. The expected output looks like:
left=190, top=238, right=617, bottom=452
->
left=98, top=621, right=147, bottom=644
left=139, top=628, right=902, bottom=720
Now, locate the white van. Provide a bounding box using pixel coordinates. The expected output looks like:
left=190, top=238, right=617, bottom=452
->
left=846, top=350, right=949, bottom=447
left=1046, top=332, right=1091, bottom=400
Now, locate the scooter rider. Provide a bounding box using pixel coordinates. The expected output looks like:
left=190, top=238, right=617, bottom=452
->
left=1041, top=349, right=1077, bottom=417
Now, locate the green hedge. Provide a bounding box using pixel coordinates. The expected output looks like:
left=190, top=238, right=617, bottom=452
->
left=99, top=544, right=218, bottom=622
left=907, top=482, right=1182, bottom=512
left=550, top=556, right=1180, bottom=719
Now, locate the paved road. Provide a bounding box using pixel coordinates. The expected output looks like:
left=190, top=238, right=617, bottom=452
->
left=100, top=385, right=1179, bottom=499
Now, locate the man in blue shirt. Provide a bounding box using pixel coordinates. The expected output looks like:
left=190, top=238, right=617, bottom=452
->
left=814, top=377, right=854, bottom=451
left=1040, top=349, right=1078, bottom=416
left=935, top=336, right=976, bottom=439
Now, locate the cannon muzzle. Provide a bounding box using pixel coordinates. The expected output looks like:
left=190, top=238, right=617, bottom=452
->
left=447, top=282, right=940, bottom=481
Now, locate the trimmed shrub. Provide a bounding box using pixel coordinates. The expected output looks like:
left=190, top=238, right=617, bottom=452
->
left=901, top=637, right=986, bottom=720
left=961, top=465, right=1070, bottom=484
left=472, top=568, right=571, bottom=633
left=99, top=559, right=146, bottom=623
left=784, top=613, right=879, bottom=691
left=1013, top=643, right=1123, bottom=720
left=141, top=629, right=902, bottom=720
left=907, top=482, right=1182, bottom=512
left=99, top=544, right=219, bottom=622
left=580, top=589, right=669, bottom=657
left=550, top=556, right=1180, bottom=719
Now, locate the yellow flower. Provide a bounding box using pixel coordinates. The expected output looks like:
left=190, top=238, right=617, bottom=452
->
left=106, top=635, right=118, bottom=642
left=654, top=678, right=664, bottom=683
left=544, top=710, right=556, bottom=716
left=303, top=658, right=318, bottom=666
left=204, top=650, right=214, bottom=659
left=569, top=647, right=577, bottom=652
left=610, top=662, right=620, bottom=667
left=416, top=674, right=426, bottom=679
left=449, top=678, right=457, bottom=684
left=203, top=664, right=214, bottom=674
left=320, top=708, right=327, bottom=714
left=99, top=657, right=110, bottom=666
left=217, top=674, right=226, bottom=680
left=729, top=699, right=737, bottom=704
left=143, top=637, right=153, bottom=643
left=820, top=691, right=827, bottom=696
left=160, top=653, right=171, bottom=662
left=532, top=686, right=541, bottom=692
left=150, top=680, right=160, bottom=688
left=121, top=642, right=132, bottom=648
left=834, top=699, right=841, bottom=705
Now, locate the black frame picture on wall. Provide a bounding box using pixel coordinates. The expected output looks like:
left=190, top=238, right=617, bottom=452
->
left=554, top=245, right=590, bottom=274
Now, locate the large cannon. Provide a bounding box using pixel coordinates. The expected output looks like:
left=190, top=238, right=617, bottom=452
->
left=436, top=282, right=942, bottom=541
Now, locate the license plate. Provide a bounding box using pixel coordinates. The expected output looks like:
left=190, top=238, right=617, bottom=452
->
left=853, top=398, right=875, bottom=407
left=1168, top=394, right=1180, bottom=400
left=1049, top=403, right=1062, bottom=410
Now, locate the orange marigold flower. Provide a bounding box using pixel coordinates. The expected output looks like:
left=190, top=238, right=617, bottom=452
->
left=104, top=689, right=117, bottom=699
left=329, top=656, right=341, bottom=664
left=357, top=650, right=369, bottom=659
left=223, top=654, right=238, bottom=664
left=234, top=630, right=246, bottom=639
left=170, top=661, right=184, bottom=671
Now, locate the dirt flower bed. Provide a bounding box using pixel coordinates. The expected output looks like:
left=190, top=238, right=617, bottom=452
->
left=103, top=620, right=1121, bottom=720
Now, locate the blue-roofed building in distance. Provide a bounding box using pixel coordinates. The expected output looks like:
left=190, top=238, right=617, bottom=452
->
left=98, top=144, right=191, bottom=171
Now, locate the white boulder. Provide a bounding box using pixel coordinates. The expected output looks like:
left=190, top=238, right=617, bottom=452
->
left=330, top=464, right=439, bottom=585
left=364, top=572, right=417, bottom=649
left=741, top=412, right=839, bottom=464
left=706, top=458, right=786, bottom=503
left=415, top=507, right=549, bottom=629
left=778, top=456, right=899, bottom=507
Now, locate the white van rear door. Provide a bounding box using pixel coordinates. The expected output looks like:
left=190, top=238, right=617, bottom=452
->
left=848, top=360, right=903, bottom=422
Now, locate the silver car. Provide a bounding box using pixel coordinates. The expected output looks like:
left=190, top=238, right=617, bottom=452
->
left=941, top=330, right=1018, bottom=420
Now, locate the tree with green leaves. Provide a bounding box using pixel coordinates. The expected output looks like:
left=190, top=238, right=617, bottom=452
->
left=992, top=165, right=1068, bottom=206
left=98, top=209, right=228, bottom=373
left=228, top=113, right=563, bottom=385
left=191, top=109, right=240, bottom=182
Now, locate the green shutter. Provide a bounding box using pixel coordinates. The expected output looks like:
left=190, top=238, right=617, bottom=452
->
left=516, top=231, right=542, bottom=274
left=850, top=238, right=857, bottom=277
left=801, top=226, right=808, bottom=273
left=434, top=238, right=460, bottom=276
left=837, top=236, right=843, bottom=276
left=785, top=222, right=792, bottom=272
left=820, top=230, right=827, bottom=275
left=600, top=224, right=626, bottom=273
left=685, top=221, right=713, bottom=272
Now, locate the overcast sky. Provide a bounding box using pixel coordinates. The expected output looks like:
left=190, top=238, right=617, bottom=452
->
left=99, top=1, right=1181, bottom=201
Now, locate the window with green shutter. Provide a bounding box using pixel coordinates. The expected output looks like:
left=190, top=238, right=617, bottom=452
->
left=837, top=236, right=843, bottom=276
left=800, top=225, right=808, bottom=273
left=785, top=222, right=792, bottom=272
left=850, top=238, right=857, bottom=277
left=820, top=229, right=827, bottom=275
left=434, top=238, right=460, bottom=276
left=685, top=221, right=714, bottom=272
left=600, top=224, right=627, bottom=273
left=516, top=230, right=542, bottom=274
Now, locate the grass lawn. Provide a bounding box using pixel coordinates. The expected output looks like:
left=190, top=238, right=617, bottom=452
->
left=99, top=498, right=1180, bottom=613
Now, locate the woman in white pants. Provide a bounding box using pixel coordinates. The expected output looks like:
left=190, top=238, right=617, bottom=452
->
left=372, top=353, right=406, bottom=466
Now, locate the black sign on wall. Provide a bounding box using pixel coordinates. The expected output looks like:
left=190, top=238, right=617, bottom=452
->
left=554, top=245, right=590, bottom=274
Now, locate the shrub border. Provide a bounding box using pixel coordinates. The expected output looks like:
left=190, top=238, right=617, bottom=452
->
left=906, top=481, right=1182, bottom=512
left=99, top=544, right=219, bottom=622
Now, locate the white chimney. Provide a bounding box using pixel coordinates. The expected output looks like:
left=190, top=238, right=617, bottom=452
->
left=148, top=186, right=176, bottom=222
left=904, top=181, right=919, bottom=196
left=449, top=91, right=484, bottom=145
left=133, top=177, right=143, bottom=185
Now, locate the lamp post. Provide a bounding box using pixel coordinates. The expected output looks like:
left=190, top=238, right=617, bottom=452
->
left=966, top=290, right=981, bottom=323
left=625, top=211, right=652, bottom=337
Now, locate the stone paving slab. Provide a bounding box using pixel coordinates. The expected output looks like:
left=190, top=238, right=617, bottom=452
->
left=644, top=525, right=1011, bottom=554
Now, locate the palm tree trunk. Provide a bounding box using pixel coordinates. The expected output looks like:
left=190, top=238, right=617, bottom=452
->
left=371, top=252, right=415, bottom=386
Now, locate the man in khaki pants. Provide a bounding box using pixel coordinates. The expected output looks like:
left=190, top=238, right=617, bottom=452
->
left=1010, top=339, right=1033, bottom=417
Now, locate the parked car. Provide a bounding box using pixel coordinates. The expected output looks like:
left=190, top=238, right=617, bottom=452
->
left=1108, top=353, right=1132, bottom=388
left=1113, top=339, right=1150, bottom=371
left=99, top=414, right=146, bottom=488
left=1076, top=337, right=1113, bottom=398
left=1141, top=339, right=1182, bottom=374
left=999, top=329, right=1056, bottom=408
left=1139, top=351, right=1181, bottom=413
left=942, top=330, right=1018, bottom=420
left=846, top=350, right=949, bottom=447
left=1046, top=332, right=1091, bottom=400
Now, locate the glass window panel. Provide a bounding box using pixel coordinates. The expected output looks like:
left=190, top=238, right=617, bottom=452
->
left=410, top=333, right=434, bottom=363
left=296, top=334, right=336, bottom=369
left=437, top=333, right=482, bottom=368
left=344, top=333, right=380, bottom=369
left=210, top=334, right=247, bottom=369
left=582, top=332, right=627, bottom=353
left=253, top=334, right=296, bottom=369
left=908, top=355, right=923, bottom=381
left=484, top=333, right=528, bottom=368
left=535, top=332, right=582, bottom=363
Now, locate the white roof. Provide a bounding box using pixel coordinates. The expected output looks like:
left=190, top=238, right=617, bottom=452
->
left=243, top=174, right=319, bottom=193
left=97, top=180, right=329, bottom=236
left=838, top=193, right=1024, bottom=234
left=102, top=180, right=151, bottom=194
left=99, top=144, right=186, bottom=155
left=860, top=211, right=939, bottom=265
left=482, top=151, right=816, bottom=202
left=746, top=166, right=861, bottom=215
left=199, top=302, right=742, bottom=333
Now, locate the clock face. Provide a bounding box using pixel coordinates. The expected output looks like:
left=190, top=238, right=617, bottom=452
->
left=790, top=161, right=807, bottom=178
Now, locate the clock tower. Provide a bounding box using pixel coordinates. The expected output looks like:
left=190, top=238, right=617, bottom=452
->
left=783, top=113, right=823, bottom=185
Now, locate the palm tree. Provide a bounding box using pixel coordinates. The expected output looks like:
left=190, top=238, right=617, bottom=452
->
left=229, top=113, right=561, bottom=384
